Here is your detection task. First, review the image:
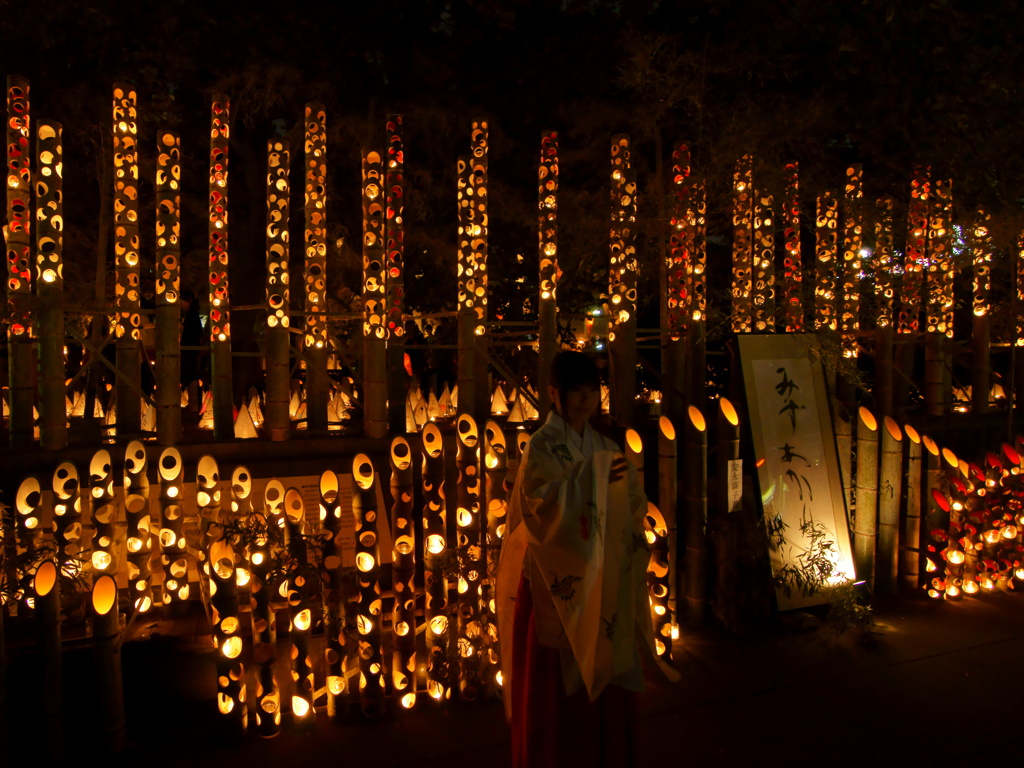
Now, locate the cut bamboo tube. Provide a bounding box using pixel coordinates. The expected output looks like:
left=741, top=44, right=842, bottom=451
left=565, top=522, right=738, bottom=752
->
left=92, top=574, right=125, bottom=753
left=683, top=405, right=708, bottom=626
left=390, top=438, right=417, bottom=710
left=320, top=469, right=349, bottom=719
left=265, top=139, right=291, bottom=441
left=537, top=130, right=559, bottom=421
left=625, top=428, right=644, bottom=488
left=713, top=398, right=741, bottom=628
left=352, top=455, right=383, bottom=716
left=483, top=420, right=508, bottom=693
left=657, top=416, right=678, bottom=628
left=208, top=94, right=234, bottom=439
left=455, top=414, right=483, bottom=701
left=283, top=487, right=315, bottom=727
left=876, top=416, right=903, bottom=595
left=157, top=448, right=189, bottom=608
left=853, top=407, right=879, bottom=589
left=123, top=441, right=153, bottom=614
left=362, top=146, right=388, bottom=438
left=52, top=461, right=82, bottom=587
left=304, top=103, right=329, bottom=433
left=731, top=155, right=754, bottom=333
left=921, top=435, right=946, bottom=597
left=422, top=423, right=450, bottom=702
left=34, top=559, right=62, bottom=762
left=901, top=425, right=923, bottom=591
left=456, top=154, right=477, bottom=420
left=971, top=211, right=992, bottom=414
left=609, top=135, right=637, bottom=427
left=208, top=538, right=246, bottom=732
left=251, top=480, right=282, bottom=736
left=154, top=130, right=181, bottom=445
left=385, top=115, right=407, bottom=434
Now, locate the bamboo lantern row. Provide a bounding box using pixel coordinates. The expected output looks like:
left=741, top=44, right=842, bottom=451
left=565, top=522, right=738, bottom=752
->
left=208, top=94, right=233, bottom=439
left=155, top=131, right=181, bottom=445
left=537, top=130, right=558, bottom=418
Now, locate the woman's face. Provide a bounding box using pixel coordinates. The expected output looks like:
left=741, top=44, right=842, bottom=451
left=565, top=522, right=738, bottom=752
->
left=554, top=383, right=600, bottom=427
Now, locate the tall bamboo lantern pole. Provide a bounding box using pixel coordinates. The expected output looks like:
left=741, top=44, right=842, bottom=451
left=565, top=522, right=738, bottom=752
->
left=390, top=437, right=417, bottom=710
left=714, top=398, right=741, bottom=628
left=250, top=478, right=281, bottom=736
left=303, top=103, right=329, bottom=433
left=113, top=84, right=142, bottom=436
left=34, top=559, right=62, bottom=761
left=657, top=416, right=678, bottom=625
left=665, top=143, right=691, bottom=421
left=123, top=441, right=153, bottom=614
left=5, top=76, right=34, bottom=447
left=922, top=435, right=946, bottom=596
left=265, top=140, right=291, bottom=440
left=538, top=130, right=559, bottom=420
left=455, top=414, right=484, bottom=701
left=814, top=192, right=839, bottom=333
left=609, top=135, right=637, bottom=426
left=924, top=178, right=953, bottom=417
left=352, top=455, right=384, bottom=716
left=157, top=447, right=191, bottom=608
left=682, top=405, right=708, bottom=626
left=385, top=115, right=407, bottom=433
left=35, top=119, right=65, bottom=449
left=422, top=423, right=450, bottom=702
left=625, top=428, right=644, bottom=487
left=971, top=210, right=992, bottom=414
left=482, top=420, right=508, bottom=691
left=840, top=165, right=864, bottom=366
left=154, top=131, right=181, bottom=445
left=877, top=416, right=903, bottom=595
left=687, top=180, right=708, bottom=407
left=731, top=155, right=753, bottom=334
left=751, top=190, right=775, bottom=332
left=92, top=574, right=124, bottom=753
left=633, top=424, right=671, bottom=660
left=196, top=455, right=221, bottom=576
left=207, top=95, right=234, bottom=438
left=1017, top=235, right=1024, bottom=418
left=13, top=476, right=43, bottom=608
left=51, top=461, right=82, bottom=587
left=362, top=147, right=388, bottom=438
left=897, top=168, right=930, bottom=410
left=282, top=488, right=315, bottom=726
left=470, top=121, right=490, bottom=427
left=782, top=163, right=804, bottom=332
left=874, top=198, right=896, bottom=418
left=208, top=535, right=246, bottom=731
left=456, top=154, right=477, bottom=420
left=319, top=470, right=349, bottom=718
left=901, top=424, right=923, bottom=591
left=89, top=450, right=118, bottom=595
left=853, top=407, right=878, bottom=589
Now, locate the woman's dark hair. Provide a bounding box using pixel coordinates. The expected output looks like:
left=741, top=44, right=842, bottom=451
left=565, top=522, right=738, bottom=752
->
left=550, top=351, right=601, bottom=403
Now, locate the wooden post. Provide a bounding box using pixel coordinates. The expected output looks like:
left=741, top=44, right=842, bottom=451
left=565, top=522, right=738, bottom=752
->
left=609, top=135, right=637, bottom=427
left=385, top=115, right=407, bottom=433
left=6, top=76, right=34, bottom=447
left=731, top=155, right=753, bottom=333
left=265, top=139, right=291, bottom=441
left=972, top=210, right=992, bottom=414
left=877, top=416, right=903, bottom=595
left=303, top=103, right=329, bottom=433
left=112, top=84, right=142, bottom=436
left=92, top=575, right=125, bottom=753
left=682, top=405, right=708, bottom=626
left=390, top=437, right=417, bottom=710
left=874, top=198, right=895, bottom=418
left=208, top=94, right=234, bottom=439
left=352, top=455, right=384, bottom=716
left=853, top=407, right=878, bottom=589
left=421, top=423, right=450, bottom=702
left=155, top=130, right=181, bottom=445
left=781, top=162, right=804, bottom=332
left=538, top=130, right=559, bottom=421
left=36, top=119, right=66, bottom=449
left=362, top=147, right=388, bottom=438
left=901, top=424, right=923, bottom=592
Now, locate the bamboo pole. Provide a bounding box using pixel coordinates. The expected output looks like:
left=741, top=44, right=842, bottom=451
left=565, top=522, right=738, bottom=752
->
left=113, top=84, right=142, bottom=436
left=92, top=574, right=125, bottom=753
left=901, top=424, right=923, bottom=592
left=208, top=536, right=247, bottom=732
left=972, top=210, right=992, bottom=414
left=896, top=168, right=930, bottom=411
left=840, top=165, right=863, bottom=361
left=470, top=121, right=490, bottom=428
left=731, top=154, right=753, bottom=333
left=713, top=398, right=741, bottom=628
left=921, top=435, right=946, bottom=597
left=877, top=416, right=903, bottom=595
left=386, top=115, right=407, bottom=434
left=422, top=423, right=450, bottom=702
left=36, top=119, right=65, bottom=449
left=157, top=447, right=189, bottom=608
left=319, top=469, right=350, bottom=719
left=814, top=191, right=839, bottom=333
left=874, top=198, right=895, bottom=419
left=682, top=405, right=708, bottom=626
left=853, top=407, right=879, bottom=590
left=834, top=400, right=853, bottom=520
left=924, top=178, right=954, bottom=418
left=609, top=135, right=637, bottom=427
left=751, top=189, right=775, bottom=332
left=154, top=130, right=181, bottom=445
left=482, top=420, right=508, bottom=693
left=208, top=94, right=234, bottom=439
left=456, top=154, right=477, bottom=419
left=362, top=147, right=388, bottom=438
left=352, top=454, right=384, bottom=716
left=34, top=559, right=62, bottom=761
left=625, top=428, right=643, bottom=488
left=390, top=437, right=417, bottom=710
left=14, top=478, right=42, bottom=606
left=455, top=414, right=484, bottom=700
left=657, top=415, right=678, bottom=627
left=538, top=130, right=559, bottom=421
left=304, top=103, right=329, bottom=433
left=51, top=461, right=82, bottom=589
left=283, top=487, right=315, bottom=726
left=782, top=162, right=804, bottom=332
left=6, top=76, right=34, bottom=447
left=265, top=139, right=291, bottom=441
left=252, top=480, right=283, bottom=735
left=123, top=441, right=153, bottom=614
left=89, top=451, right=118, bottom=604
left=665, top=142, right=691, bottom=421
left=686, top=180, right=708, bottom=409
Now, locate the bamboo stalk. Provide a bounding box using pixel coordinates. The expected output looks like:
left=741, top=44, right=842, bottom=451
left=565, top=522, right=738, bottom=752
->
left=249, top=476, right=280, bottom=736
left=34, top=559, right=62, bottom=761
left=154, top=130, right=181, bottom=445
left=208, top=94, right=234, bottom=439
left=712, top=398, right=741, bottom=628
left=470, top=121, right=490, bottom=428
left=89, top=452, right=118, bottom=605
left=304, top=103, right=329, bottom=433
left=283, top=487, right=315, bottom=726
left=265, top=139, right=290, bottom=441
left=422, top=423, right=450, bottom=702
left=482, top=420, right=508, bottom=694
left=385, top=115, right=407, bottom=434
left=51, top=461, right=82, bottom=592
left=157, top=448, right=190, bottom=609
left=320, top=469, right=349, bottom=719
left=352, top=455, right=384, bottom=716
left=972, top=210, right=992, bottom=414
left=609, top=135, right=637, bottom=427
left=921, top=436, right=946, bottom=598
left=390, top=437, right=417, bottom=710
left=683, top=405, right=708, bottom=626
left=91, top=574, right=124, bottom=753
left=538, top=130, right=558, bottom=421
left=731, top=155, right=754, bottom=333
left=901, top=425, right=923, bottom=592
left=782, top=162, right=804, bottom=332
left=362, top=147, right=388, bottom=438
left=456, top=154, right=477, bottom=420
left=455, top=414, right=483, bottom=700
left=208, top=537, right=247, bottom=732
left=665, top=143, right=690, bottom=421
left=876, top=416, right=903, bottom=595
left=657, top=416, right=678, bottom=626
left=123, top=441, right=153, bottom=614
left=874, top=198, right=895, bottom=418
left=751, top=188, right=775, bottom=332
left=853, top=407, right=879, bottom=590
left=833, top=400, right=853, bottom=522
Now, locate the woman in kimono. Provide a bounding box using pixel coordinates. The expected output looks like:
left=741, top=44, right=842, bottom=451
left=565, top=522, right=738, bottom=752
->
left=497, top=351, right=676, bottom=768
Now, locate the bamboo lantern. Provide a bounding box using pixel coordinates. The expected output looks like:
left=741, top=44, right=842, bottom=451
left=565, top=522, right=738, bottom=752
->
left=625, top=428, right=644, bottom=487
left=731, top=154, right=753, bottom=333
left=971, top=210, right=992, bottom=414
left=250, top=479, right=281, bottom=736
left=456, top=154, right=477, bottom=419
left=665, top=143, right=690, bottom=420
left=687, top=179, right=708, bottom=408
left=852, top=407, right=879, bottom=589
left=157, top=447, right=189, bottom=606
left=840, top=165, right=863, bottom=360
left=91, top=574, right=125, bottom=753
left=609, top=135, right=637, bottom=426
left=538, top=130, right=559, bottom=420
left=899, top=167, right=929, bottom=336
left=51, top=461, right=83, bottom=583
left=362, top=147, right=388, bottom=438
left=833, top=401, right=853, bottom=515
left=112, top=84, right=143, bottom=435
left=154, top=130, right=181, bottom=445
left=643, top=499, right=672, bottom=661
left=15, top=476, right=43, bottom=574
left=814, top=192, right=839, bottom=332
left=36, top=119, right=65, bottom=449
left=123, top=441, right=153, bottom=613
left=657, top=416, right=678, bottom=627
left=874, top=198, right=896, bottom=418
left=385, top=115, right=407, bottom=433
left=196, top=456, right=222, bottom=565
left=455, top=414, right=484, bottom=701
left=921, top=435, right=947, bottom=595
left=470, top=121, right=490, bottom=426
left=206, top=94, right=233, bottom=438
left=5, top=76, right=33, bottom=446
left=304, top=103, right=329, bottom=432
left=483, top=420, right=508, bottom=690
left=34, top=558, right=62, bottom=761
left=208, top=534, right=247, bottom=731
left=421, top=423, right=450, bottom=702
left=752, top=190, right=775, bottom=332
left=924, top=177, right=953, bottom=417
left=283, top=488, right=315, bottom=725
left=319, top=470, right=349, bottom=719
left=782, top=162, right=803, bottom=332
left=876, top=417, right=903, bottom=595
left=901, top=424, right=923, bottom=591
left=390, top=438, right=417, bottom=710
left=683, top=405, right=708, bottom=626
left=89, top=451, right=118, bottom=588
left=352, top=455, right=384, bottom=717
left=265, top=139, right=291, bottom=440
